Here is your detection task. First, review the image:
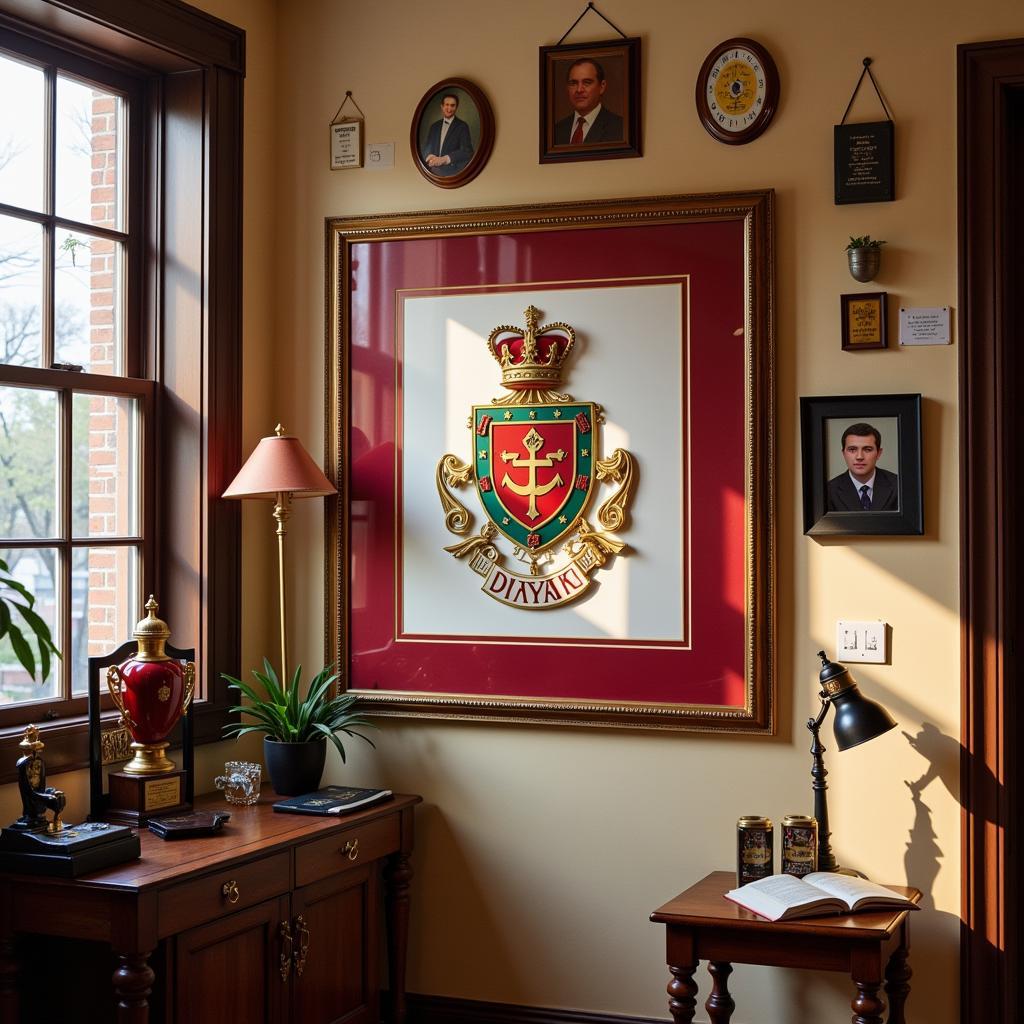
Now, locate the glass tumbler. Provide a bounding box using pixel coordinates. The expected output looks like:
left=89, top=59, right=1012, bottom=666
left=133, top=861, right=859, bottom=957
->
left=214, top=760, right=262, bottom=805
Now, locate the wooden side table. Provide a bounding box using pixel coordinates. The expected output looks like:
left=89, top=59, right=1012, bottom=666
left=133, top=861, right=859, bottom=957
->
left=651, top=871, right=921, bottom=1024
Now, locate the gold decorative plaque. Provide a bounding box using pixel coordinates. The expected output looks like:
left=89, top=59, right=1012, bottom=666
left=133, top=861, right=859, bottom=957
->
left=435, top=306, right=635, bottom=609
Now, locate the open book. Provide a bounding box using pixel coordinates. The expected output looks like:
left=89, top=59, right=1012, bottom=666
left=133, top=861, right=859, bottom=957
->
left=724, top=871, right=919, bottom=922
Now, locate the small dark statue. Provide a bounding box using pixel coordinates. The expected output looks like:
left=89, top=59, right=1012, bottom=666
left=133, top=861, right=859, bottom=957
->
left=11, top=725, right=66, bottom=833
left=0, top=725, right=140, bottom=877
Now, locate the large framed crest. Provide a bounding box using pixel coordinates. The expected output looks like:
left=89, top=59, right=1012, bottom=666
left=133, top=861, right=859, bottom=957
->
left=326, top=192, right=775, bottom=732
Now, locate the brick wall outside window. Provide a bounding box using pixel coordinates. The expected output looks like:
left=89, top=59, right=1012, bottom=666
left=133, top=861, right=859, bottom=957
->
left=86, top=92, right=132, bottom=656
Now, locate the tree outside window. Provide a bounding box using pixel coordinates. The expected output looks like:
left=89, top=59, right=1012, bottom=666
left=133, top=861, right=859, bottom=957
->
left=0, top=45, right=149, bottom=716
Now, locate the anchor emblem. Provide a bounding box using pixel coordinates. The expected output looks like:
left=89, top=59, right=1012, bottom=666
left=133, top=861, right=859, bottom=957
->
left=499, top=428, right=567, bottom=522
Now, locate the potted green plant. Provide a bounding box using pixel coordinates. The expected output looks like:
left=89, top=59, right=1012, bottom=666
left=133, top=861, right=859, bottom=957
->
left=222, top=660, right=375, bottom=796
left=1, top=557, right=60, bottom=682
left=845, top=235, right=886, bottom=283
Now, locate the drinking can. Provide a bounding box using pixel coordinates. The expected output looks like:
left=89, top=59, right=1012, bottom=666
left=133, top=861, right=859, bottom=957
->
left=737, top=815, right=773, bottom=885
left=781, top=814, right=818, bottom=877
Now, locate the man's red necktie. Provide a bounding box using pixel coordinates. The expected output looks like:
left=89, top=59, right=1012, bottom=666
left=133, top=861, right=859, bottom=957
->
left=571, top=116, right=586, bottom=144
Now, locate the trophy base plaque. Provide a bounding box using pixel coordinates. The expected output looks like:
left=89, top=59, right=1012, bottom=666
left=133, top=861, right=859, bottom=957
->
left=0, top=822, right=140, bottom=878
left=106, top=768, right=191, bottom=826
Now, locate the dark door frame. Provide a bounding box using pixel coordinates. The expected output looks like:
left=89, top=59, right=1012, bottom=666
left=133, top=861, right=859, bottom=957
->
left=958, top=36, right=1024, bottom=1024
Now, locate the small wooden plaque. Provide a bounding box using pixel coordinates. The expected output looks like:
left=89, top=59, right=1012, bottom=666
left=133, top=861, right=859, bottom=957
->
left=841, top=292, right=888, bottom=351
left=106, top=769, right=190, bottom=825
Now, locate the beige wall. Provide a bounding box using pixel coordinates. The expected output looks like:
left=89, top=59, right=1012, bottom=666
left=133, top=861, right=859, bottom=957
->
left=8, top=0, right=1021, bottom=1020
left=256, top=2, right=995, bottom=1019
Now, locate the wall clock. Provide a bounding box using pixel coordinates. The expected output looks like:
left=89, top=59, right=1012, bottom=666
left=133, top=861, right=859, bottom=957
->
left=696, top=37, right=779, bottom=145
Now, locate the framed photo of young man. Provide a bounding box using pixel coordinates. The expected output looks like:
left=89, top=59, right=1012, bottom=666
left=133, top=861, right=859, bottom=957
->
left=539, top=37, right=641, bottom=163
left=411, top=77, right=494, bottom=188
left=800, top=393, right=923, bottom=536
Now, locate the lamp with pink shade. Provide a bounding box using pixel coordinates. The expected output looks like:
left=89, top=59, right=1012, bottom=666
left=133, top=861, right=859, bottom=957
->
left=222, top=425, right=336, bottom=689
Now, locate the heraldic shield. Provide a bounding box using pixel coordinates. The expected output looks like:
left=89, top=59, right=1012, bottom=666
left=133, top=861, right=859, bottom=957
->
left=435, top=306, right=636, bottom=610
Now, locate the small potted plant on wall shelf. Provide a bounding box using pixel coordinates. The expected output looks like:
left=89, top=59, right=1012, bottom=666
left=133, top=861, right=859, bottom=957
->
left=223, top=660, right=376, bottom=796
left=846, top=236, right=886, bottom=283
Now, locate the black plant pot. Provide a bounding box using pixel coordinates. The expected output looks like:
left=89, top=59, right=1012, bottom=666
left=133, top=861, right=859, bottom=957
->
left=264, top=737, right=327, bottom=796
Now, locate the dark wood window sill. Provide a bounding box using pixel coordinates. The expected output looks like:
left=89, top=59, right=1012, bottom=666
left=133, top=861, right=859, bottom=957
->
left=0, top=701, right=235, bottom=785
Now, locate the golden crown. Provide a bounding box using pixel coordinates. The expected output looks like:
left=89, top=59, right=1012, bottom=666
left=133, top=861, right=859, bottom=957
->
left=487, top=306, right=576, bottom=391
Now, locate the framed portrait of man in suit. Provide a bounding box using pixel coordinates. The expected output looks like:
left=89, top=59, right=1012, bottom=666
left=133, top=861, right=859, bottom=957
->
left=800, top=393, right=923, bottom=536
left=539, top=37, right=641, bottom=163
left=411, top=78, right=494, bottom=189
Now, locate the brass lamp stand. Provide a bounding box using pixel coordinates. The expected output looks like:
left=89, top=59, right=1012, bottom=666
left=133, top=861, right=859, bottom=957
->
left=223, top=425, right=337, bottom=686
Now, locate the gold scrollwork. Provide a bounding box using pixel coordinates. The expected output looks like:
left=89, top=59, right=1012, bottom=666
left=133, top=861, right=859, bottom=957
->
left=568, top=518, right=626, bottom=569
left=595, top=448, right=636, bottom=532
left=105, top=665, right=138, bottom=730
left=490, top=387, right=573, bottom=407
left=444, top=522, right=497, bottom=560
left=101, top=725, right=132, bottom=766
left=435, top=454, right=473, bottom=534
left=182, top=661, right=196, bottom=713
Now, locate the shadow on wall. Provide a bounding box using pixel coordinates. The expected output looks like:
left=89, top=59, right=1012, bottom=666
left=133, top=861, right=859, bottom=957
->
left=902, top=721, right=959, bottom=910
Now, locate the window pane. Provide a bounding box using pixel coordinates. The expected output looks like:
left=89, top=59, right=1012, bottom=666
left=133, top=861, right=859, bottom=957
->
left=73, top=392, right=138, bottom=537
left=0, top=547, right=60, bottom=703
left=0, top=214, right=43, bottom=368
left=71, top=544, right=138, bottom=695
left=0, top=53, right=44, bottom=213
left=55, top=227, right=122, bottom=374
left=0, top=386, right=58, bottom=540
left=56, top=75, right=124, bottom=231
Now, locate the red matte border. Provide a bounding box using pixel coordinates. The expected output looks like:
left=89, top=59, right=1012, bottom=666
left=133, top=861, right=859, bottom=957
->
left=346, top=220, right=746, bottom=708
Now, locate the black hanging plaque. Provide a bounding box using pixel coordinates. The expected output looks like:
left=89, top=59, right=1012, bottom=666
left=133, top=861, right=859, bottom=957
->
left=834, top=120, right=894, bottom=204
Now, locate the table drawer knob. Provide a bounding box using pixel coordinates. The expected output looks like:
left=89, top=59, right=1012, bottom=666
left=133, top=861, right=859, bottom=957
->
left=222, top=879, right=240, bottom=904
left=341, top=837, right=360, bottom=861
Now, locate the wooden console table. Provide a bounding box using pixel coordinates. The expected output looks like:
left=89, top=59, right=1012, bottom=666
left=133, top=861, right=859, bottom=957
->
left=651, top=871, right=921, bottom=1024
left=0, top=790, right=420, bottom=1024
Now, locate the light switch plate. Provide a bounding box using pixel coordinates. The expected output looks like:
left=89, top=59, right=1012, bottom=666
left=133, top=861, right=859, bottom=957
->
left=365, top=142, right=395, bottom=168
left=836, top=620, right=888, bottom=663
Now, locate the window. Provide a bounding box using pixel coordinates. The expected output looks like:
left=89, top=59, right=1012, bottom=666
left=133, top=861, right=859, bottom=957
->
left=0, top=39, right=153, bottom=724
left=0, top=0, right=244, bottom=776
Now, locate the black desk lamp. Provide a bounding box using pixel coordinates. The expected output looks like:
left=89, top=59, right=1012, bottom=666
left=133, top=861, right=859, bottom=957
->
left=808, top=650, right=897, bottom=872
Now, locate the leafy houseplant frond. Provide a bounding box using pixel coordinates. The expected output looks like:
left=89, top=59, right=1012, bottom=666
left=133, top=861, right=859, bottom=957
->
left=0, top=557, right=61, bottom=682
left=845, top=235, right=887, bottom=251
left=223, top=659, right=376, bottom=763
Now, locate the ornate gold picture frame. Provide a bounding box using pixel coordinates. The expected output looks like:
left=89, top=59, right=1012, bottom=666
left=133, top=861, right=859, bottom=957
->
left=325, top=192, right=776, bottom=732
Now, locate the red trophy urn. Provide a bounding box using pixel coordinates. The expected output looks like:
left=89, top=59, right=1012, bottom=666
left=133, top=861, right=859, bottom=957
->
left=104, top=596, right=195, bottom=824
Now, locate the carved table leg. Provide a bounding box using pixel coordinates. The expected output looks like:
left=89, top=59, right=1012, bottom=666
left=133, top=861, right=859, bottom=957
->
left=667, top=963, right=698, bottom=1023
left=112, top=951, right=154, bottom=1024
left=0, top=935, right=18, bottom=1024
left=851, top=979, right=885, bottom=1024
left=706, top=961, right=735, bottom=1022
left=384, top=852, right=414, bottom=1024
left=884, top=945, right=912, bottom=1023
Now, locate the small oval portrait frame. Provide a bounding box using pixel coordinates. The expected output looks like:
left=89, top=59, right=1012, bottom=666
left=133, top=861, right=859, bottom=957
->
left=411, top=78, right=494, bottom=189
